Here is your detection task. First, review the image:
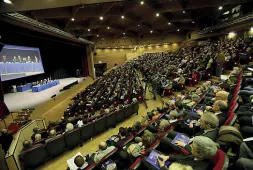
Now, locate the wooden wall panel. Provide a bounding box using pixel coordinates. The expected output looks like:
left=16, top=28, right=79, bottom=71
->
left=94, top=49, right=131, bottom=69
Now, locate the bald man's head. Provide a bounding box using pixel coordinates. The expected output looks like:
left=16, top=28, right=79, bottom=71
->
left=99, top=142, right=107, bottom=150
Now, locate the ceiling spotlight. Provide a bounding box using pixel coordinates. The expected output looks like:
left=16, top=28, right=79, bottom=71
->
left=71, top=18, right=75, bottom=21
left=150, top=30, right=153, bottom=33
left=177, top=29, right=180, bottom=32
left=138, top=24, right=140, bottom=27
left=192, top=21, right=195, bottom=23
left=156, top=13, right=160, bottom=17
left=88, top=29, right=90, bottom=32
left=183, top=10, right=185, bottom=13
left=140, top=1, right=144, bottom=5
left=100, top=16, right=103, bottom=20
left=228, top=32, right=236, bottom=36
left=107, top=26, right=110, bottom=29
left=3, top=0, right=12, bottom=4
left=168, top=22, right=171, bottom=25
left=218, top=6, right=223, bottom=10
left=97, top=35, right=99, bottom=37
left=121, top=15, right=125, bottom=19
left=123, top=32, right=126, bottom=35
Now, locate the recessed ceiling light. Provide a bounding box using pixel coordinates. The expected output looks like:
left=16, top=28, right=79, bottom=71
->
left=177, top=29, right=180, bottom=32
left=121, top=15, right=125, bottom=19
left=123, top=32, right=126, bottom=35
left=156, top=13, right=160, bottom=17
left=168, top=22, right=171, bottom=25
left=97, top=35, right=99, bottom=37
left=138, top=24, right=140, bottom=27
left=71, top=18, right=75, bottom=21
left=88, top=29, right=90, bottom=32
left=4, top=0, right=12, bottom=4
left=150, top=30, right=153, bottom=33
left=100, top=16, right=103, bottom=20
left=228, top=32, right=235, bottom=36
left=183, top=10, right=185, bottom=13
left=140, top=1, right=144, bottom=5
left=107, top=26, right=110, bottom=29
left=192, top=21, right=195, bottom=23
left=218, top=6, right=223, bottom=10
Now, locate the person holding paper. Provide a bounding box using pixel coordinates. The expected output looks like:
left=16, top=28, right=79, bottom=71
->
left=159, top=112, right=219, bottom=154
left=144, top=136, right=220, bottom=170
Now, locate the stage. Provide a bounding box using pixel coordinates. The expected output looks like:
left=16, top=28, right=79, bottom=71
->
left=4, top=77, right=85, bottom=112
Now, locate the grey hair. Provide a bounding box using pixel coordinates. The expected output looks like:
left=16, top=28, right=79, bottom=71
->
left=49, top=129, right=56, bottom=137
left=193, top=136, right=219, bottom=159
left=202, top=112, right=219, bottom=128
left=66, top=123, right=74, bottom=132
left=159, top=119, right=170, bottom=130
left=35, top=133, right=42, bottom=141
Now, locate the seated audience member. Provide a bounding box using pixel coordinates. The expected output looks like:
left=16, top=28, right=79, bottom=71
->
left=167, top=163, right=193, bottom=170
left=166, top=101, right=185, bottom=119
left=45, top=129, right=59, bottom=142
left=0, top=129, right=13, bottom=153
left=93, top=142, right=116, bottom=163
left=213, top=91, right=229, bottom=102
left=210, top=100, right=228, bottom=127
left=65, top=123, right=74, bottom=132
left=21, top=140, right=32, bottom=152
left=146, top=119, right=171, bottom=139
left=160, top=112, right=219, bottom=153
left=127, top=132, right=156, bottom=158
left=33, top=134, right=44, bottom=145
left=112, top=127, right=129, bottom=148
left=31, top=127, right=39, bottom=142
left=151, top=136, right=220, bottom=170
left=236, top=140, right=253, bottom=170
left=190, top=88, right=203, bottom=102
left=76, top=118, right=84, bottom=128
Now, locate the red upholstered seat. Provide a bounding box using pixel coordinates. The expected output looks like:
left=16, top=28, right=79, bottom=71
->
left=211, top=149, right=229, bottom=170
left=224, top=111, right=237, bottom=126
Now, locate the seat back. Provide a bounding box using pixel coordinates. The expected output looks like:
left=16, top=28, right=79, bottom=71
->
left=94, top=116, right=106, bottom=134
left=45, top=135, right=66, bottom=157
left=19, top=144, right=48, bottom=169
left=116, top=109, right=125, bottom=122
left=133, top=102, right=139, bottom=114
left=80, top=122, right=95, bottom=141
left=124, top=105, right=132, bottom=118
left=211, top=149, right=229, bottom=170
left=64, top=128, right=81, bottom=149
left=105, top=111, right=117, bottom=129
left=224, top=111, right=237, bottom=126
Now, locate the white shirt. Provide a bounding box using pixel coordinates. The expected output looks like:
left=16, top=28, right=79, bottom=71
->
left=77, top=120, right=84, bottom=127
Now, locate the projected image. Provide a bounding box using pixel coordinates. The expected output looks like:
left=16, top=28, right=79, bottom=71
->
left=0, top=45, right=45, bottom=81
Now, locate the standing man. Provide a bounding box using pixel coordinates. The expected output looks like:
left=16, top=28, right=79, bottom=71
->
left=151, top=75, right=158, bottom=100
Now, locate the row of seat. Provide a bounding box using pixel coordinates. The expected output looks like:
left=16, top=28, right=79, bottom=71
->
left=19, top=102, right=139, bottom=170
left=128, top=87, right=229, bottom=170
left=83, top=90, right=211, bottom=170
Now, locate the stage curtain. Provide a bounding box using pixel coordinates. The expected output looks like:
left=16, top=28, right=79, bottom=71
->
left=0, top=78, right=10, bottom=119
left=82, top=55, right=89, bottom=77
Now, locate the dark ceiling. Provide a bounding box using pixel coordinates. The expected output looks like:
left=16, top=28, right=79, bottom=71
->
left=15, top=0, right=251, bottom=39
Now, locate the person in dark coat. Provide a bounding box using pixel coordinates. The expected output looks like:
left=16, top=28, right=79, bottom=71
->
left=0, top=129, right=13, bottom=153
